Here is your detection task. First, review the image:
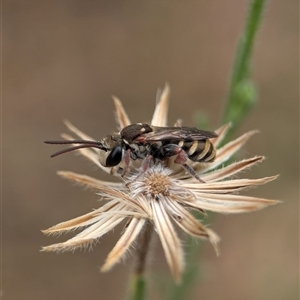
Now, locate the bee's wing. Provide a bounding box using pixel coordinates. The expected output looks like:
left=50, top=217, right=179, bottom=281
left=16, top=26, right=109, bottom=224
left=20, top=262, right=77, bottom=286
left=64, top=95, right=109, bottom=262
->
left=143, top=126, right=218, bottom=142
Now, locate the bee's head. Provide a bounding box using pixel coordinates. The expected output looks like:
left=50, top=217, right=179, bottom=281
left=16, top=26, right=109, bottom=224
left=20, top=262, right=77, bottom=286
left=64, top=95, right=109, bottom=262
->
left=44, top=134, right=124, bottom=168
left=98, top=135, right=124, bottom=167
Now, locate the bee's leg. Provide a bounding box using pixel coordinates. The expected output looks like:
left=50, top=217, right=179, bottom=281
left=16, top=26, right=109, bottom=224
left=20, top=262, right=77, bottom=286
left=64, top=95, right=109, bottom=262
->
left=140, top=155, right=153, bottom=173
left=162, top=144, right=205, bottom=183
left=121, top=149, right=131, bottom=177
left=181, top=163, right=205, bottom=183
left=161, top=144, right=182, bottom=157
left=126, top=155, right=154, bottom=187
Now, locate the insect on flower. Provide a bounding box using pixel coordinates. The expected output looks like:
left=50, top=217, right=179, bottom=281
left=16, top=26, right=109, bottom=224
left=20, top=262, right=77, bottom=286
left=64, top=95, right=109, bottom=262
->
left=45, top=123, right=218, bottom=182
left=42, top=85, right=279, bottom=282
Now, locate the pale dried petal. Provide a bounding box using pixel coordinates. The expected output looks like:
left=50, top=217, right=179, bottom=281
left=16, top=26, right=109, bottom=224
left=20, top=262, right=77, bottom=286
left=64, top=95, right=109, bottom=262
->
left=42, top=219, right=122, bottom=252
left=71, top=204, right=127, bottom=239
left=42, top=238, right=96, bottom=252
left=42, top=203, right=132, bottom=252
left=112, top=96, right=131, bottom=130
left=151, top=198, right=184, bottom=282
left=57, top=171, right=124, bottom=190
left=102, top=210, right=147, bottom=218
left=42, top=201, right=119, bottom=234
left=205, top=228, right=221, bottom=256
left=166, top=199, right=209, bottom=239
left=133, top=196, right=153, bottom=219
left=151, top=84, right=170, bottom=126
left=165, top=198, right=220, bottom=254
left=183, top=175, right=278, bottom=193
left=101, top=218, right=146, bottom=272
left=211, top=123, right=231, bottom=148
left=58, top=171, right=145, bottom=213
left=201, top=156, right=264, bottom=182
left=186, top=192, right=279, bottom=214
left=63, top=119, right=96, bottom=142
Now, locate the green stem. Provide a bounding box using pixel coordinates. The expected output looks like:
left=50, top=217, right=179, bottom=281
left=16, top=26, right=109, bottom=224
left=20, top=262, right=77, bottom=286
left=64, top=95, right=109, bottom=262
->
left=223, top=0, right=267, bottom=135
left=128, top=221, right=153, bottom=300
left=129, top=274, right=147, bottom=300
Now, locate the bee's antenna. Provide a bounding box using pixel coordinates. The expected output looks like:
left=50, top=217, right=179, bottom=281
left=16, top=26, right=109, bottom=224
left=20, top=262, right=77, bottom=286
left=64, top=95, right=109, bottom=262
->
left=44, top=139, right=107, bottom=157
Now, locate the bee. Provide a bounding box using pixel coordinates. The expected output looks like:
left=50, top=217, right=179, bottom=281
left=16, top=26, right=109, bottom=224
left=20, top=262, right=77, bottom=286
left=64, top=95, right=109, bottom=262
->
left=45, top=123, right=217, bottom=182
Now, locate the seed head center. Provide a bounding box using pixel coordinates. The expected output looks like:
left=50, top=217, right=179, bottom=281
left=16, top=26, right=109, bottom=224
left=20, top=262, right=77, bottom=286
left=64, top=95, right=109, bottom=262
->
left=145, top=172, right=171, bottom=197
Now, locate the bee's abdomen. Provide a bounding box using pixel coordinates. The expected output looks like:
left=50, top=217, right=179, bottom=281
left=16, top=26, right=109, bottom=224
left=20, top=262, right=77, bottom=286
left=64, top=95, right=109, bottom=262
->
left=180, top=139, right=216, bottom=163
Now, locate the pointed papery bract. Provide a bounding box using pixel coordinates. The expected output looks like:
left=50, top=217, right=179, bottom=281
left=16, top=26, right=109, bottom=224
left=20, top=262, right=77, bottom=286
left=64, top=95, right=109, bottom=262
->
left=151, top=84, right=170, bottom=126
left=166, top=199, right=210, bottom=239
left=201, top=156, right=264, bottom=182
left=151, top=198, right=184, bottom=283
left=63, top=119, right=96, bottom=142
left=112, top=96, right=131, bottom=130
left=211, top=123, right=231, bottom=148
left=101, top=217, right=146, bottom=272
left=184, top=176, right=278, bottom=193
left=57, top=171, right=145, bottom=213
left=42, top=204, right=128, bottom=252
left=42, top=201, right=120, bottom=234
left=57, top=171, right=124, bottom=190
left=187, top=192, right=278, bottom=214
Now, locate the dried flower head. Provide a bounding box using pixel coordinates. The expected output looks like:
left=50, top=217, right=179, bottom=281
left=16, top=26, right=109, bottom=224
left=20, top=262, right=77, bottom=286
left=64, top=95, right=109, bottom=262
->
left=42, top=85, right=279, bottom=282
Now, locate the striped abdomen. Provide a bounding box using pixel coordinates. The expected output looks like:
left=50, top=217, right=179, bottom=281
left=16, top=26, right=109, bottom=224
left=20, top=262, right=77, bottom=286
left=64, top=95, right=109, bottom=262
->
left=178, top=139, right=216, bottom=163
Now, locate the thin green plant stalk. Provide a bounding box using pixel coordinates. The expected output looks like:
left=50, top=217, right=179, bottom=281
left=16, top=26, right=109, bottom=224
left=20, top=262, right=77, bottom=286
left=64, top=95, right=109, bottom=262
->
left=129, top=274, right=147, bottom=300
left=167, top=0, right=267, bottom=299
left=128, top=221, right=153, bottom=300
left=223, top=0, right=267, bottom=136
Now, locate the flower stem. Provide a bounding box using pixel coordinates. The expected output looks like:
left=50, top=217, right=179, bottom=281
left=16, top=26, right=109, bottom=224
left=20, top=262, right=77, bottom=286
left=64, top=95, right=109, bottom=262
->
left=128, top=220, right=153, bottom=300
left=129, top=274, right=146, bottom=300
left=223, top=0, right=267, bottom=136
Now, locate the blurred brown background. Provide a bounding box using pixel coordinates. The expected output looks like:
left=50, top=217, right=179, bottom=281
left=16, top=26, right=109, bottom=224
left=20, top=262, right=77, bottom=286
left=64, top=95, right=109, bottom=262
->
left=3, top=1, right=299, bottom=300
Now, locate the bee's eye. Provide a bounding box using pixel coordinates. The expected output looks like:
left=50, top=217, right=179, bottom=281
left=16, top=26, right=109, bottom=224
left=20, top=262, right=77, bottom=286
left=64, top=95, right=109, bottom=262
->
left=106, top=146, right=123, bottom=167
